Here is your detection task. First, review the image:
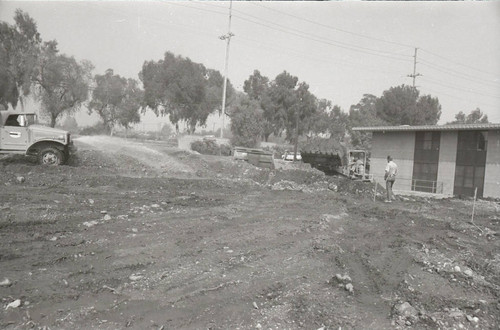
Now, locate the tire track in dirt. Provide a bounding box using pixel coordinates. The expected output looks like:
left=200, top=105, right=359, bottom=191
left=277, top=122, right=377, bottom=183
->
left=75, top=136, right=194, bottom=175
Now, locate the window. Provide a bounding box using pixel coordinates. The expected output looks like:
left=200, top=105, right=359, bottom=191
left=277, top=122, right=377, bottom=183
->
left=477, top=132, right=487, bottom=151
left=5, top=115, right=20, bottom=126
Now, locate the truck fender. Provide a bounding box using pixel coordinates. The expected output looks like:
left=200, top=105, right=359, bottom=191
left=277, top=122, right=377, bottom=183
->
left=26, top=140, right=66, bottom=156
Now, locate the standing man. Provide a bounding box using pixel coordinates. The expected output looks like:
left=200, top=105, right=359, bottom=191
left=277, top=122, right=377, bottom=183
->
left=384, top=156, right=398, bottom=202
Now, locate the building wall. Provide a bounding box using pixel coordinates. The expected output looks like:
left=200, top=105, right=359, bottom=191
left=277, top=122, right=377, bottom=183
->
left=436, top=131, right=457, bottom=195
left=371, top=132, right=415, bottom=191
left=484, top=130, right=500, bottom=198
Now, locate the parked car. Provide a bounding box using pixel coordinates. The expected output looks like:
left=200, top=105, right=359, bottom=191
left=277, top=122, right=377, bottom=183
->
left=282, top=150, right=302, bottom=161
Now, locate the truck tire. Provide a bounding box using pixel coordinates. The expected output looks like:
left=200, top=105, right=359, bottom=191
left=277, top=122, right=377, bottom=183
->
left=38, top=147, right=64, bottom=165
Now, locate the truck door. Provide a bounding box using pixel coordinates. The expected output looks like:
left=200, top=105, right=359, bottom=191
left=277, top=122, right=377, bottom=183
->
left=0, top=115, right=29, bottom=151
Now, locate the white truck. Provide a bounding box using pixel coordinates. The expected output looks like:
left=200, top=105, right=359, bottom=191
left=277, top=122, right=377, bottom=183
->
left=0, top=110, right=75, bottom=165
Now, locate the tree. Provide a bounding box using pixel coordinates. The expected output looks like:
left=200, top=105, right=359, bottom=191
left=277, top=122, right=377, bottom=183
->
left=0, top=10, right=41, bottom=109
left=376, top=85, right=441, bottom=125
left=448, top=108, right=489, bottom=124
left=307, top=99, right=332, bottom=137
left=117, top=78, right=143, bottom=130
left=243, top=69, right=269, bottom=101
left=88, top=69, right=142, bottom=134
left=348, top=94, right=388, bottom=150
left=229, top=93, right=264, bottom=148
left=265, top=72, right=317, bottom=158
left=34, top=41, right=92, bottom=127
left=243, top=70, right=274, bottom=141
left=140, top=52, right=232, bottom=133
left=306, top=99, right=348, bottom=141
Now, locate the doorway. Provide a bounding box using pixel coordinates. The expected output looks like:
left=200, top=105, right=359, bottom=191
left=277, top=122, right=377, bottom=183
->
left=453, top=131, right=487, bottom=198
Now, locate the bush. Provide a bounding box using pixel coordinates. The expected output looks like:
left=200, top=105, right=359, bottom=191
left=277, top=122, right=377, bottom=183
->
left=220, top=144, right=232, bottom=156
left=191, top=139, right=231, bottom=156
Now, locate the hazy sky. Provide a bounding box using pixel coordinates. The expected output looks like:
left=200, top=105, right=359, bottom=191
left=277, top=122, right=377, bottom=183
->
left=1, top=0, right=499, bottom=128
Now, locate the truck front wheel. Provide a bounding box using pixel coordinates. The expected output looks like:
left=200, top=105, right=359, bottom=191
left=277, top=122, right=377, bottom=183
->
left=39, top=147, right=64, bottom=165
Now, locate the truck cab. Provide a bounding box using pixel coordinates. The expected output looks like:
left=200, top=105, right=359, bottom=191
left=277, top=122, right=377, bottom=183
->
left=0, top=110, right=75, bottom=165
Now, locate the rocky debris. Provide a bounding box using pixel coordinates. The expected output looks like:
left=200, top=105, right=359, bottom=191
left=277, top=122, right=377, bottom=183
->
left=466, top=314, right=479, bottom=323
left=83, top=220, right=99, bottom=228
left=129, top=274, right=144, bottom=281
left=270, top=180, right=331, bottom=193
left=334, top=274, right=352, bottom=283
left=329, top=273, right=354, bottom=294
left=5, top=299, right=21, bottom=309
left=410, top=246, right=500, bottom=293
left=328, top=183, right=338, bottom=191
left=103, top=214, right=112, bottom=221
left=0, top=278, right=12, bottom=287
left=392, top=301, right=419, bottom=326
left=16, top=176, right=25, bottom=183
left=271, top=180, right=302, bottom=191
left=394, top=302, right=418, bottom=318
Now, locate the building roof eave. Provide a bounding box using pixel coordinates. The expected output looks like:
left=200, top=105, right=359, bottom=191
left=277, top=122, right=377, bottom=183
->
left=352, top=123, right=500, bottom=132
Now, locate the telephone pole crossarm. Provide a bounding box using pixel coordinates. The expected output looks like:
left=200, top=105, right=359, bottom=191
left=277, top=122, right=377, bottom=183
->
left=408, top=47, right=422, bottom=87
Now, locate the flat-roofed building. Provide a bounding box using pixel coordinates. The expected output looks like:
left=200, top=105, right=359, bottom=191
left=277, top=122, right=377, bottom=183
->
left=353, top=124, right=500, bottom=198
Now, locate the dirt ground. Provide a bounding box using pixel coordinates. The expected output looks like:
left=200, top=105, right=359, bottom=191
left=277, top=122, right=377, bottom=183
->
left=1, top=136, right=499, bottom=330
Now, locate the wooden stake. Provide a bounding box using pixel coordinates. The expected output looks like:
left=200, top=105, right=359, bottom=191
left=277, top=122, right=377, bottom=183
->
left=471, top=187, right=478, bottom=223
left=373, top=180, right=377, bottom=202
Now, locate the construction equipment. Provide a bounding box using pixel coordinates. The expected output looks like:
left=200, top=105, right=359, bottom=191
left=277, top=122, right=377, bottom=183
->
left=233, top=146, right=275, bottom=169
left=345, top=150, right=373, bottom=182
left=300, top=138, right=373, bottom=181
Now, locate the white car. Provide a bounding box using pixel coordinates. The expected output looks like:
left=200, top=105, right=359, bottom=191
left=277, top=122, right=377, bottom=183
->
left=282, top=151, right=302, bottom=161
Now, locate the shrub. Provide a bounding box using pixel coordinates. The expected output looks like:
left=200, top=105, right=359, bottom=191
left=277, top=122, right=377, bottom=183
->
left=191, top=139, right=231, bottom=156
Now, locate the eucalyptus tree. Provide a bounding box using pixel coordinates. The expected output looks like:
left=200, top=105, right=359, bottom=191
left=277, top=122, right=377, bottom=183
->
left=0, top=10, right=41, bottom=109
left=140, top=52, right=232, bottom=133
left=88, top=69, right=143, bottom=134
left=34, top=41, right=92, bottom=127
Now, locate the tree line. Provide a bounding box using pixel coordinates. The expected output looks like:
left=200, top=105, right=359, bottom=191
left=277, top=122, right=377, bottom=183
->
left=0, top=10, right=489, bottom=148
left=0, top=10, right=230, bottom=134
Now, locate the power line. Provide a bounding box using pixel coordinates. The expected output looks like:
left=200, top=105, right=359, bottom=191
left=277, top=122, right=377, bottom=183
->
left=167, top=1, right=499, bottom=94
left=231, top=10, right=412, bottom=60
left=235, top=34, right=404, bottom=77
left=195, top=0, right=412, bottom=61
left=232, top=15, right=412, bottom=63
left=246, top=2, right=499, bottom=83
left=421, top=76, right=500, bottom=100
left=420, top=48, right=498, bottom=78
left=419, top=59, right=499, bottom=89
left=247, top=1, right=416, bottom=50
left=420, top=86, right=500, bottom=110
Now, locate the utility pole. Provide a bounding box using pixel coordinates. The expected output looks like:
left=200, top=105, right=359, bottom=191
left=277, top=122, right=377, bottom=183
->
left=219, top=0, right=234, bottom=139
left=407, top=47, right=422, bottom=87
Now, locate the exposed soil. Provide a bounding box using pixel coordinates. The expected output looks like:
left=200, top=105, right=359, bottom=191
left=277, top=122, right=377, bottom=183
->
left=1, top=136, right=499, bottom=329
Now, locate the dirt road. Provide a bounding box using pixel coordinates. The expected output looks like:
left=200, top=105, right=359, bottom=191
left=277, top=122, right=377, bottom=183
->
left=1, top=136, right=499, bottom=329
